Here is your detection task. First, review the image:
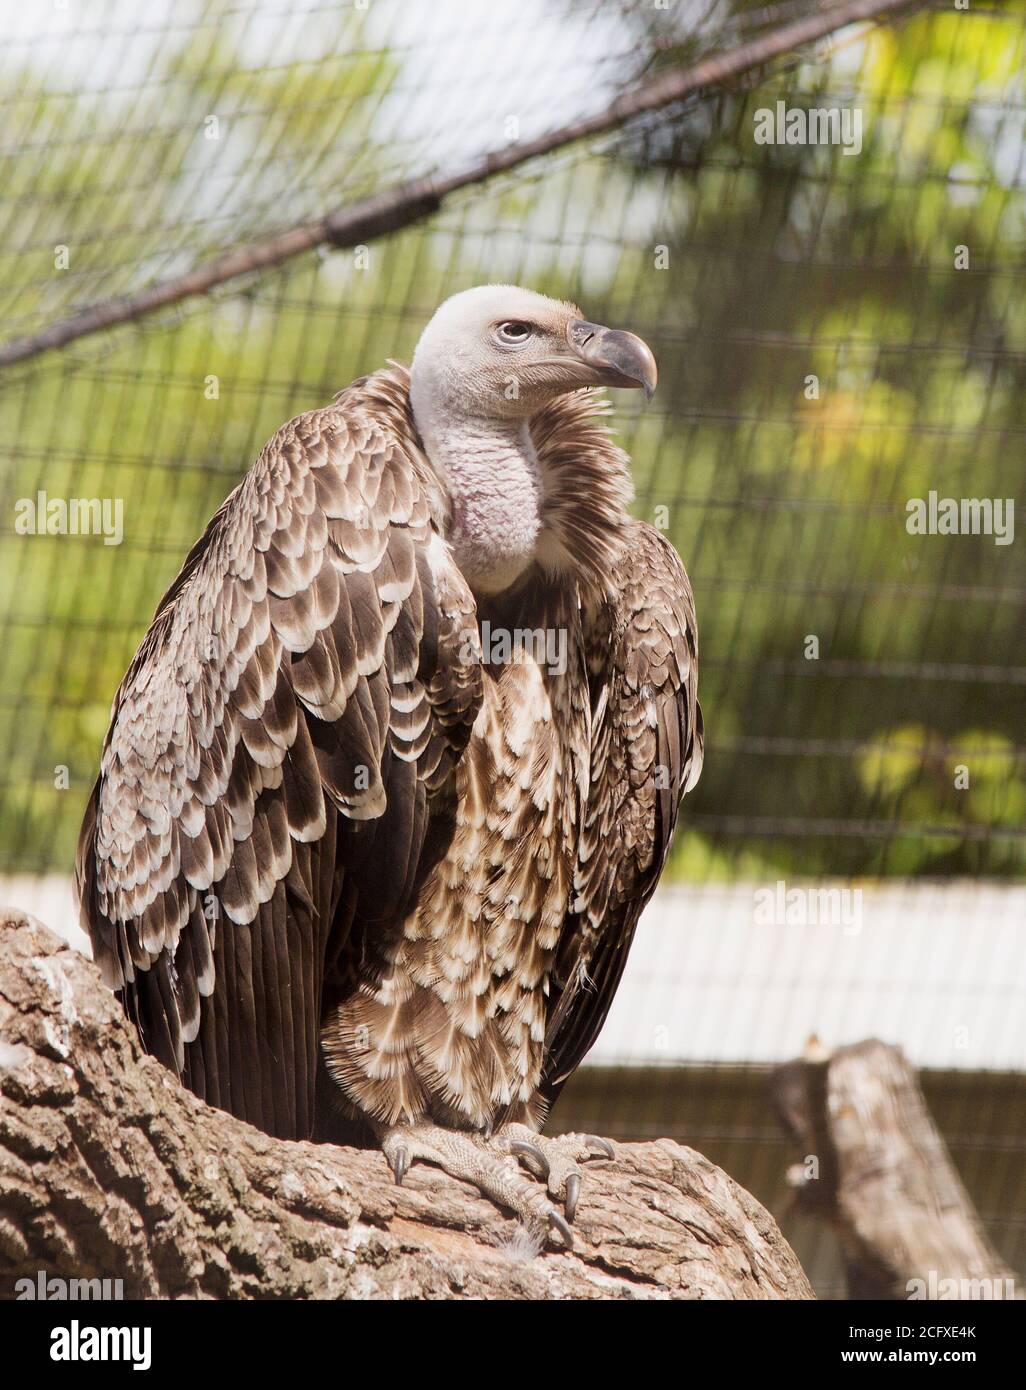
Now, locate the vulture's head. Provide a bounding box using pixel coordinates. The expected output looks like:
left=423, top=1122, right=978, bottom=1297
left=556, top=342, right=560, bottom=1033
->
left=409, top=284, right=656, bottom=594
left=409, top=284, right=657, bottom=425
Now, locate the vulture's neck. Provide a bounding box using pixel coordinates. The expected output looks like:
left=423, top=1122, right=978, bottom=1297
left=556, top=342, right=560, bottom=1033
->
left=408, top=378, right=634, bottom=599
left=415, top=409, right=544, bottom=597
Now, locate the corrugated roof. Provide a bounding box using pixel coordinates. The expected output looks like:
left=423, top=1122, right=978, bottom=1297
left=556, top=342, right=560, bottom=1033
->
left=590, top=882, right=1026, bottom=1072
left=4, top=875, right=1024, bottom=1071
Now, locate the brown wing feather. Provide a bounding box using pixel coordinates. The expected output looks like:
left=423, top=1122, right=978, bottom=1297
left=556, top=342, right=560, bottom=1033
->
left=540, top=520, right=703, bottom=1109
left=76, top=367, right=482, bottom=1140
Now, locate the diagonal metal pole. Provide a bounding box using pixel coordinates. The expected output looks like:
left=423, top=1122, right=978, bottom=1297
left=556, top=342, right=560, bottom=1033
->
left=0, top=0, right=924, bottom=370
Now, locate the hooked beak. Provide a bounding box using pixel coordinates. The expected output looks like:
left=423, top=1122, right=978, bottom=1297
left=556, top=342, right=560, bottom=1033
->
left=568, top=320, right=658, bottom=399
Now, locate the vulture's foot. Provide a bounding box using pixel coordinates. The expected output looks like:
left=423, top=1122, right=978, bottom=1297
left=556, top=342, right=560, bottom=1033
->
left=380, top=1122, right=603, bottom=1249
left=492, top=1123, right=616, bottom=1223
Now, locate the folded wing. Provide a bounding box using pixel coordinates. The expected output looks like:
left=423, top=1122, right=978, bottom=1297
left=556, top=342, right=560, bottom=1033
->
left=541, top=521, right=703, bottom=1108
left=75, top=368, right=482, bottom=1138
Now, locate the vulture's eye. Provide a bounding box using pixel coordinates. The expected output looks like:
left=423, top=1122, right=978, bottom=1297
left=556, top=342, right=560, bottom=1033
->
left=496, top=321, right=533, bottom=345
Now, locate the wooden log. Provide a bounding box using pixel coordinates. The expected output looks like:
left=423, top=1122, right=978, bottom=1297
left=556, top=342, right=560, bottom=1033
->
left=0, top=911, right=812, bottom=1300
left=772, top=1038, right=1021, bottom=1300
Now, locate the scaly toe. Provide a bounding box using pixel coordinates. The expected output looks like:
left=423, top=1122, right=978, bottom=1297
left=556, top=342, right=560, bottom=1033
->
left=555, top=1131, right=616, bottom=1163
left=584, top=1134, right=615, bottom=1160
left=498, top=1123, right=616, bottom=1221
left=378, top=1122, right=577, bottom=1250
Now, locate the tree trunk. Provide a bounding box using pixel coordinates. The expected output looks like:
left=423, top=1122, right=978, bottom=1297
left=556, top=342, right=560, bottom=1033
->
left=772, top=1038, right=1021, bottom=1300
left=0, top=911, right=812, bottom=1300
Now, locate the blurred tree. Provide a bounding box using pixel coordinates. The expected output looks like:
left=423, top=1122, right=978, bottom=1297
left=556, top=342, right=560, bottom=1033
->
left=0, top=0, right=1023, bottom=879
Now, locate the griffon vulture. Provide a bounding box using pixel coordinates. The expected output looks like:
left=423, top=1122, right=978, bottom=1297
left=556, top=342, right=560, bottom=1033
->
left=76, top=285, right=704, bottom=1245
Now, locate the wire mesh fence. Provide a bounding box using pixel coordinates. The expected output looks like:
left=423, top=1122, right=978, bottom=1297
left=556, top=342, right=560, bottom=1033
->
left=1, top=0, right=1024, bottom=1297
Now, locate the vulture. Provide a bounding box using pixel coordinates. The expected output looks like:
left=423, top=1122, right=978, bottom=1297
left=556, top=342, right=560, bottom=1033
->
left=76, top=285, right=703, bottom=1245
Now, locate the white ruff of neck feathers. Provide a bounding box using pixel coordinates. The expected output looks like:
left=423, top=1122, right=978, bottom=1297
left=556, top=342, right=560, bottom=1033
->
left=411, top=377, right=634, bottom=599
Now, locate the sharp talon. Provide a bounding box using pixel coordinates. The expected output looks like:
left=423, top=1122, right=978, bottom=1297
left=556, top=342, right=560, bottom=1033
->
left=511, top=1139, right=550, bottom=1180
left=564, top=1173, right=581, bottom=1223
left=548, top=1210, right=574, bottom=1250
left=389, top=1148, right=409, bottom=1186
left=587, top=1135, right=615, bottom=1160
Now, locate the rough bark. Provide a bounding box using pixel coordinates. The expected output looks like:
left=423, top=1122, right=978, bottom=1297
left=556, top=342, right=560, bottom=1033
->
left=772, top=1038, right=1021, bottom=1300
left=0, top=911, right=812, bottom=1300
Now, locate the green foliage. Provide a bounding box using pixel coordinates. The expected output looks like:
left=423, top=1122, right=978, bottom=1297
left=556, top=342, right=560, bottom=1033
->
left=1, top=2, right=1023, bottom=878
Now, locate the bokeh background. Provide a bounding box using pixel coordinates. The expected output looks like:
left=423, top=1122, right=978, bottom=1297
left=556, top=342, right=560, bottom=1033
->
left=1, top=0, right=1024, bottom=1296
